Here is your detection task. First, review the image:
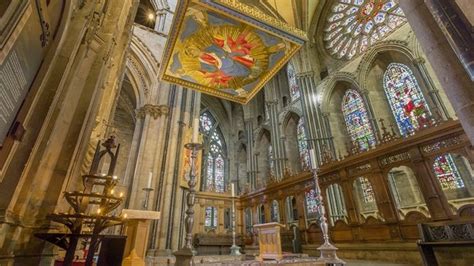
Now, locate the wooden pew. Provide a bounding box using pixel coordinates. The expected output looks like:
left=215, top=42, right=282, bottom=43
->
left=417, top=220, right=474, bottom=266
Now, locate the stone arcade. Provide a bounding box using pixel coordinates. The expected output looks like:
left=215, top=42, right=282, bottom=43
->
left=0, top=0, right=473, bottom=265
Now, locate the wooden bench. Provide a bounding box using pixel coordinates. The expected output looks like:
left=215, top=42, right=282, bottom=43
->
left=417, top=220, right=474, bottom=266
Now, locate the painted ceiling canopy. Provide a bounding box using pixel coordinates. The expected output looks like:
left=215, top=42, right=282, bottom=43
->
left=324, top=0, right=407, bottom=60
left=160, top=0, right=306, bottom=104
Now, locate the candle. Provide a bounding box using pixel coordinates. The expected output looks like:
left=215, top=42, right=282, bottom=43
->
left=309, top=149, right=317, bottom=170
left=231, top=183, right=235, bottom=197
left=192, top=118, right=199, bottom=143
left=147, top=172, right=153, bottom=188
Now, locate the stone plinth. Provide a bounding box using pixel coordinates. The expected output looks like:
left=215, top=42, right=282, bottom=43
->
left=121, top=209, right=160, bottom=266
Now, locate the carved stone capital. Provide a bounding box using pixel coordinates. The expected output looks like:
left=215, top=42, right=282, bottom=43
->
left=413, top=57, right=426, bottom=65
left=136, top=104, right=169, bottom=119
left=296, top=71, right=315, bottom=78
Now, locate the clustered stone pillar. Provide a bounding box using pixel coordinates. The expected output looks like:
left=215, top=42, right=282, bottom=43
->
left=266, top=99, right=286, bottom=180
left=297, top=71, right=334, bottom=165
left=245, top=120, right=257, bottom=189
left=398, top=0, right=474, bottom=146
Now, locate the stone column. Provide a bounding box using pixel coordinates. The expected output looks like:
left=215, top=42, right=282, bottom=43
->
left=398, top=0, right=474, bottom=145
left=128, top=104, right=170, bottom=210
left=267, top=100, right=286, bottom=180
left=297, top=72, right=325, bottom=165
left=245, top=120, right=257, bottom=189
left=361, top=90, right=381, bottom=143
left=412, top=57, right=450, bottom=120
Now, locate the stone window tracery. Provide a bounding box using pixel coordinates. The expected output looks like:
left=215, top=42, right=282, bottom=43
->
left=342, top=89, right=376, bottom=151
left=433, top=154, right=465, bottom=190
left=200, top=111, right=226, bottom=192
left=305, top=188, right=319, bottom=220
left=358, top=176, right=375, bottom=203
left=271, top=200, right=280, bottom=222
left=326, top=184, right=347, bottom=225
left=383, top=63, right=431, bottom=137
left=204, top=206, right=218, bottom=230
left=324, top=0, right=406, bottom=59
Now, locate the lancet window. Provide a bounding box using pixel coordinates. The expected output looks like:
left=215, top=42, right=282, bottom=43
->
left=297, top=119, right=311, bottom=171
left=342, top=89, right=376, bottom=151
left=433, top=154, right=465, bottom=190
left=305, top=188, right=319, bottom=220
left=204, top=206, right=218, bottom=230
left=200, top=111, right=226, bottom=192
left=287, top=63, right=301, bottom=101
left=383, top=63, right=431, bottom=136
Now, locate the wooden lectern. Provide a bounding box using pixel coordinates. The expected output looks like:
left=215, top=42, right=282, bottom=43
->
left=253, top=222, right=285, bottom=261
left=121, top=209, right=160, bottom=266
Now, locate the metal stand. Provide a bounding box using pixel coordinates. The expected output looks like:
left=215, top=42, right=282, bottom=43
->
left=311, top=167, right=345, bottom=265
left=230, top=192, right=242, bottom=255
left=174, top=142, right=203, bottom=265
left=142, top=187, right=154, bottom=209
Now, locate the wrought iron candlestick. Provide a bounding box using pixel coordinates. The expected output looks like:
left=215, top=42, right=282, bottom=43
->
left=309, top=149, right=345, bottom=265
left=35, top=136, right=126, bottom=266
left=230, top=185, right=242, bottom=256
left=174, top=142, right=203, bottom=264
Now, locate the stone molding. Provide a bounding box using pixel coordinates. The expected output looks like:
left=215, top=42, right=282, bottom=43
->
left=136, top=104, right=169, bottom=119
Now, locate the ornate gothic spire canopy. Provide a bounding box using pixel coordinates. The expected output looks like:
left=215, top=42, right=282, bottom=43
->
left=159, top=0, right=307, bottom=104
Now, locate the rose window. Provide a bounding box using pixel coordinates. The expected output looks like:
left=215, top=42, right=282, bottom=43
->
left=324, top=0, right=407, bottom=60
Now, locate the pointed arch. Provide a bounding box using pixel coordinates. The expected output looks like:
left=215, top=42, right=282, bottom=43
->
left=200, top=111, right=227, bottom=192
left=383, top=63, right=431, bottom=136
left=342, top=89, right=376, bottom=151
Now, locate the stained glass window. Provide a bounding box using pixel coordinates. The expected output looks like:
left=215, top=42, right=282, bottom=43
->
left=342, top=89, right=376, bottom=151
left=324, top=0, right=407, bottom=59
left=271, top=200, right=280, bottom=222
left=200, top=111, right=226, bottom=193
left=287, top=63, right=300, bottom=101
left=286, top=196, right=298, bottom=222
left=297, top=119, right=311, bottom=171
left=326, top=183, right=347, bottom=225
left=245, top=208, right=253, bottom=234
left=357, top=177, right=375, bottom=203
left=200, top=111, right=213, bottom=133
left=258, top=204, right=265, bottom=224
left=204, top=206, right=218, bottom=229
left=305, top=188, right=319, bottom=219
left=383, top=63, right=431, bottom=136
left=433, top=154, right=465, bottom=190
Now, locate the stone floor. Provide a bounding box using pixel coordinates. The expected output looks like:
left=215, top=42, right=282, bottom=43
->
left=191, top=256, right=414, bottom=266
left=344, top=260, right=414, bottom=266
left=147, top=255, right=416, bottom=266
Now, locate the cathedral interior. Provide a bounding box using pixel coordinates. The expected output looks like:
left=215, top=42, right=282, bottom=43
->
left=0, top=0, right=473, bottom=265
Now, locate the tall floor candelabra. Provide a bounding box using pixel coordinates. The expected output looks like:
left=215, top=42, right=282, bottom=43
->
left=174, top=142, right=203, bottom=265
left=309, top=149, right=345, bottom=265
left=230, top=183, right=242, bottom=255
